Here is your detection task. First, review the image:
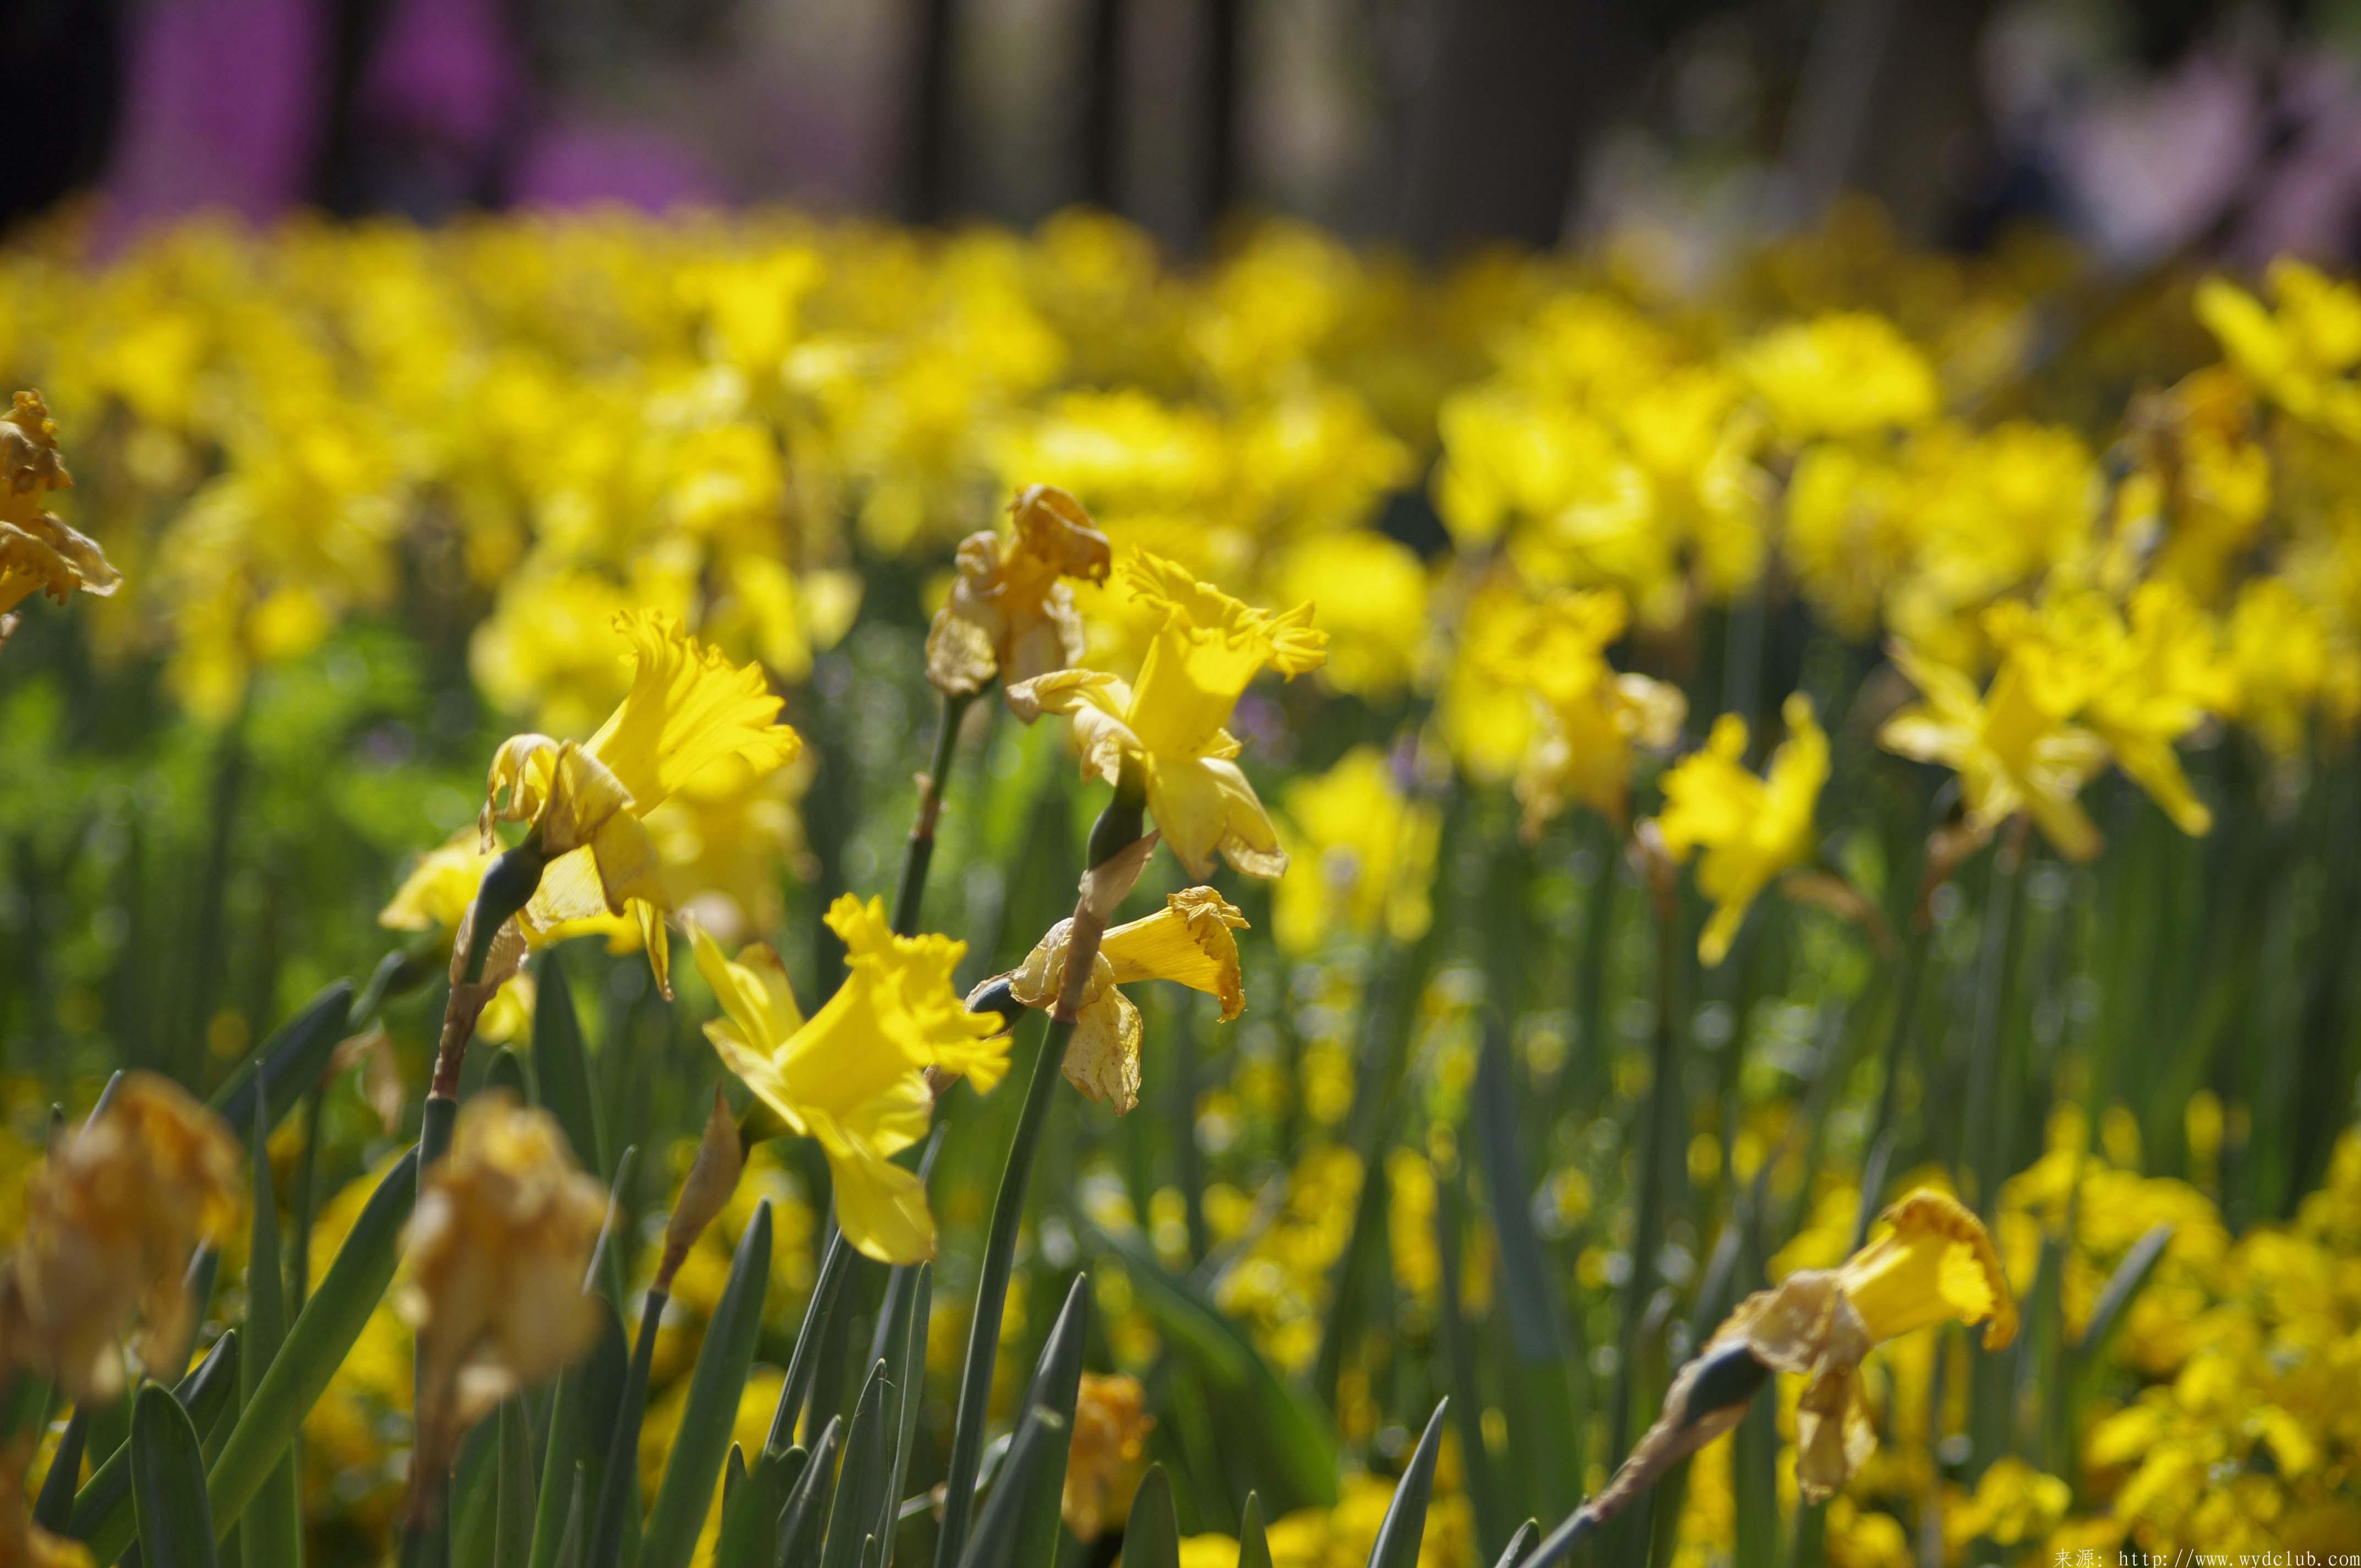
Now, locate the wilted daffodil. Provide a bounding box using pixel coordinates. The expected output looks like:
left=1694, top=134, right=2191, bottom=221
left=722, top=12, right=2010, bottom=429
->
left=1063, top=1372, right=1155, bottom=1540
left=694, top=895, right=1008, bottom=1264
left=1879, top=640, right=2108, bottom=861
left=1008, top=551, right=1326, bottom=879
left=1704, top=1190, right=2015, bottom=1500
left=926, top=483, right=1113, bottom=701
left=0, top=1074, right=241, bottom=1401
left=0, top=391, right=119, bottom=647
left=1655, top=693, right=1829, bottom=965
left=480, top=609, right=802, bottom=997
left=399, top=1093, right=608, bottom=1486
left=980, top=887, right=1248, bottom=1114
left=1484, top=586, right=1685, bottom=836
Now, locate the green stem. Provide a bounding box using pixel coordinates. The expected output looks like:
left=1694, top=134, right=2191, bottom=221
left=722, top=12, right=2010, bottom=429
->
left=1612, top=884, right=1684, bottom=1466
left=1852, top=924, right=1929, bottom=1249
left=893, top=689, right=976, bottom=938
left=930, top=1013, right=1072, bottom=1568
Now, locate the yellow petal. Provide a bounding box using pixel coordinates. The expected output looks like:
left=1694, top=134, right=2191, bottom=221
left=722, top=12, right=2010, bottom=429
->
left=690, top=926, right=804, bottom=1049
left=584, top=610, right=801, bottom=813
left=1060, top=990, right=1143, bottom=1113
left=1101, top=888, right=1249, bottom=1020
left=1837, top=1189, right=2017, bottom=1350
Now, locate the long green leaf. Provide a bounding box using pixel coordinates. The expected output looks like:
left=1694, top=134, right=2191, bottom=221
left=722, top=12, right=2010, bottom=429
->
left=68, top=1332, right=239, bottom=1558
left=1010, top=1275, right=1090, bottom=1568
left=210, top=981, right=356, bottom=1146
left=712, top=1444, right=800, bottom=1568
left=496, top=1395, right=538, bottom=1568
left=770, top=1228, right=853, bottom=1451
left=882, top=1266, right=932, bottom=1562
left=204, top=1148, right=419, bottom=1543
left=1367, top=1402, right=1446, bottom=1568
left=1119, top=1464, right=1179, bottom=1568
left=820, top=1363, right=891, bottom=1568
left=533, top=950, right=607, bottom=1179
left=528, top=1301, right=626, bottom=1568
left=240, top=1092, right=301, bottom=1568
left=641, top=1202, right=774, bottom=1568
left=131, top=1383, right=218, bottom=1568
left=1489, top=1521, right=1536, bottom=1568
left=1094, top=1225, right=1338, bottom=1510
left=1433, top=1167, right=1506, bottom=1564
left=1238, top=1494, right=1274, bottom=1568
left=584, top=1292, right=662, bottom=1568
left=487, top=1046, right=530, bottom=1102
left=776, top=1416, right=844, bottom=1568
left=32, top=1406, right=86, bottom=1532
left=955, top=1408, right=1066, bottom=1568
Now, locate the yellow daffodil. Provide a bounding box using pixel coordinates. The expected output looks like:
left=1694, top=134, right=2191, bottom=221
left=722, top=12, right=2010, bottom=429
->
left=399, top=1093, right=608, bottom=1483
left=1878, top=640, right=2109, bottom=861
left=981, top=887, right=1249, bottom=1114
left=1482, top=586, right=1685, bottom=835
left=1655, top=693, right=1829, bottom=965
left=1062, top=1372, right=1155, bottom=1540
left=0, top=391, right=118, bottom=645
left=693, top=895, right=1008, bottom=1264
left=1707, top=1189, right=2015, bottom=1500
left=1987, top=585, right=2233, bottom=835
left=2195, top=260, right=2361, bottom=438
left=0, top=1074, right=242, bottom=1401
left=1008, top=551, right=1326, bottom=879
left=480, top=609, right=802, bottom=997
left=1274, top=746, right=1441, bottom=956
left=1734, top=313, right=1941, bottom=444
left=926, top=483, right=1113, bottom=700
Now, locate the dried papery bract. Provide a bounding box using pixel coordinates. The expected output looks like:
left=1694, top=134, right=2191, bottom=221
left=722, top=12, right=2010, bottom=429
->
left=0, top=1073, right=240, bottom=1402
left=0, top=391, right=119, bottom=648
left=927, top=484, right=1113, bottom=701
left=660, top=1088, right=747, bottom=1285
left=399, top=1093, right=608, bottom=1511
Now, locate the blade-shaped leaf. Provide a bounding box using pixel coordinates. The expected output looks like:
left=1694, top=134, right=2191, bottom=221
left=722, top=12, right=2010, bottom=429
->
left=533, top=950, right=607, bottom=1179
left=641, top=1202, right=774, bottom=1568
left=32, top=1407, right=86, bottom=1532
left=210, top=981, right=357, bottom=1146
left=771, top=1228, right=853, bottom=1452
left=130, top=1383, right=218, bottom=1568
left=584, top=1287, right=663, bottom=1568
left=712, top=1444, right=800, bottom=1568
left=881, top=1265, right=932, bottom=1562
left=486, top=1046, right=530, bottom=1102
left=204, top=1148, right=420, bottom=1544
left=1367, top=1402, right=1446, bottom=1568
left=1489, top=1520, right=1537, bottom=1568
left=820, top=1363, right=891, bottom=1568
left=776, top=1416, right=844, bottom=1568
left=1238, top=1494, right=1273, bottom=1568
left=69, top=1332, right=240, bottom=1552
left=528, top=1300, right=627, bottom=1568
left=1010, top=1275, right=1090, bottom=1568
left=241, top=1092, right=301, bottom=1568
left=1118, top=1464, right=1179, bottom=1568
left=496, top=1393, right=538, bottom=1568
left=955, top=1408, right=1067, bottom=1568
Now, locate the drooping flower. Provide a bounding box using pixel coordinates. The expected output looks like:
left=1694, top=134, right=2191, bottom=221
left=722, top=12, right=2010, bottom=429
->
left=694, top=896, right=1008, bottom=1264
left=0, top=1074, right=241, bottom=1401
left=1878, top=640, right=2109, bottom=861
left=0, top=391, right=119, bottom=646
left=1062, top=1373, right=1155, bottom=1540
left=1482, top=586, right=1686, bottom=836
left=1007, top=551, right=1326, bottom=879
left=926, top=484, right=1113, bottom=700
left=1655, top=693, right=1829, bottom=965
left=399, top=1093, right=608, bottom=1486
left=480, top=609, right=802, bottom=997
left=980, top=887, right=1249, bottom=1114
left=1706, top=1189, right=2016, bottom=1500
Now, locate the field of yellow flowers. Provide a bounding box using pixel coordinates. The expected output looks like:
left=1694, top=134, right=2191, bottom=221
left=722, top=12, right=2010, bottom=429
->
left=2, top=199, right=2359, bottom=1568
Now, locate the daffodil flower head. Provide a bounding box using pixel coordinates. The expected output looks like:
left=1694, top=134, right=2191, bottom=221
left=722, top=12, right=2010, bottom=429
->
left=399, top=1093, right=608, bottom=1486
left=0, top=391, right=119, bottom=634
left=1007, top=551, right=1326, bottom=879
left=1062, top=1372, right=1155, bottom=1540
left=2195, top=260, right=2361, bottom=438
left=1482, top=586, right=1686, bottom=834
left=1655, top=693, right=1828, bottom=965
left=480, top=610, right=801, bottom=997
left=694, top=896, right=1008, bottom=1264
left=983, top=886, right=1249, bottom=1114
left=1707, top=1189, right=2015, bottom=1501
left=1878, top=639, right=2109, bottom=862
left=0, top=1074, right=242, bottom=1402
left=927, top=483, right=1113, bottom=700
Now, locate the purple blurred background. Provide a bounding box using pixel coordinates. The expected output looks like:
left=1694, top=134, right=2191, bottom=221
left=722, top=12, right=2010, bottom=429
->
left=4, top=0, right=2360, bottom=265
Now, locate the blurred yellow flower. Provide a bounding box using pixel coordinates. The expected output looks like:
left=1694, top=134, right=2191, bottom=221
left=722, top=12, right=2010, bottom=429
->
left=1878, top=640, right=2108, bottom=861
left=1655, top=693, right=1828, bottom=965
left=1735, top=313, right=1940, bottom=444
left=988, top=886, right=1249, bottom=1114
left=480, top=609, right=802, bottom=998
left=1009, top=551, right=1326, bottom=879
left=1063, top=1372, right=1154, bottom=1540
left=1274, top=747, right=1440, bottom=956
left=1482, top=586, right=1685, bottom=835
left=2196, top=260, right=2361, bottom=438
left=1709, top=1189, right=2015, bottom=1501
left=400, top=1093, right=607, bottom=1482
left=0, top=391, right=118, bottom=644
left=0, top=1073, right=241, bottom=1401
left=694, top=895, right=1006, bottom=1264
left=926, top=483, right=1112, bottom=701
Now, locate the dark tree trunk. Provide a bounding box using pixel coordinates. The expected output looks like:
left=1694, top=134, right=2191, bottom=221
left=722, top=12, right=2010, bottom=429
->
left=905, top=0, right=959, bottom=221
left=1080, top=0, right=1127, bottom=209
